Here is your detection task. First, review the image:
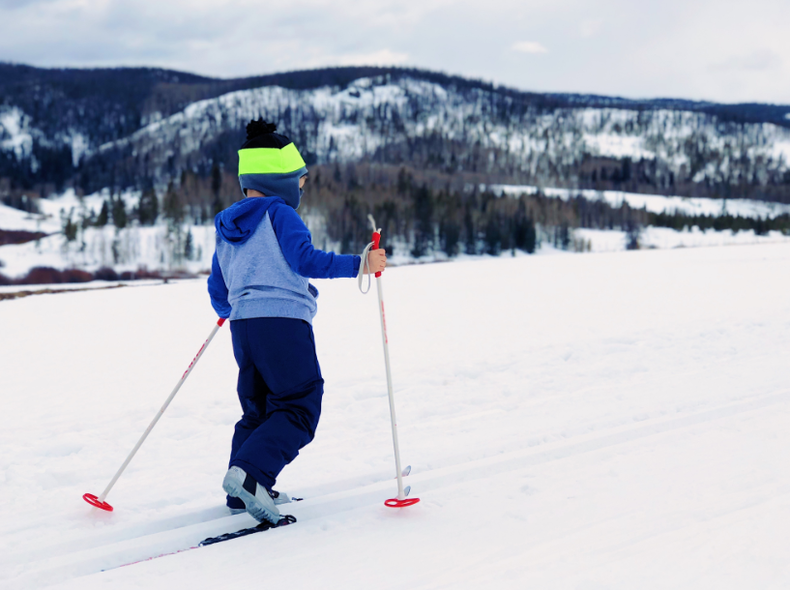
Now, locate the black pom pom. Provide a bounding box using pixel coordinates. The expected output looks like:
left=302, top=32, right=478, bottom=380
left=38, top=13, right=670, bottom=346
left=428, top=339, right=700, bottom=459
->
left=246, top=118, right=277, bottom=140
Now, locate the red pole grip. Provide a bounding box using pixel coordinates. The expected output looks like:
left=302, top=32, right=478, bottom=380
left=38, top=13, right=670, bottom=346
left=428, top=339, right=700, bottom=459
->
left=371, top=231, right=382, bottom=278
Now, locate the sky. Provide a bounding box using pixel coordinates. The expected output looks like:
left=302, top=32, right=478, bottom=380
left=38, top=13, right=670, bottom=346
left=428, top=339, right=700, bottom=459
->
left=0, top=0, right=789, bottom=104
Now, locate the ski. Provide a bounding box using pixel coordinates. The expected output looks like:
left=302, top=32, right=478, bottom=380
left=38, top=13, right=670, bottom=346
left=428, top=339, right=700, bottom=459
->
left=111, top=467, right=411, bottom=569
left=115, top=515, right=296, bottom=568
left=199, top=514, right=296, bottom=546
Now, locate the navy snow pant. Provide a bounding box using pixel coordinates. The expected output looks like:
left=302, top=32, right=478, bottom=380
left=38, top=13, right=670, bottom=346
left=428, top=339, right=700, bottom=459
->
left=226, top=317, right=324, bottom=508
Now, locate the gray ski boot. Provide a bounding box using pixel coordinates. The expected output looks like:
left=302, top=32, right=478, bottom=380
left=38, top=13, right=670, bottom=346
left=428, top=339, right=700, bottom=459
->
left=222, top=466, right=280, bottom=524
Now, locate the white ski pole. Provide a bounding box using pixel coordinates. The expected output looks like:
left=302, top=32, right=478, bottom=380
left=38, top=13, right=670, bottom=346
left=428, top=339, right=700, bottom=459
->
left=83, top=317, right=227, bottom=512
left=364, top=216, right=419, bottom=508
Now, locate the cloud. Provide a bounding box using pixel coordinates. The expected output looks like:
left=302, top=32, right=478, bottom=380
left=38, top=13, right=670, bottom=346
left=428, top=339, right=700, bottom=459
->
left=709, top=49, right=783, bottom=72
left=580, top=18, right=603, bottom=38
left=295, top=48, right=410, bottom=70
left=511, top=41, right=548, bottom=54
left=1, top=0, right=789, bottom=103
left=334, top=49, right=410, bottom=67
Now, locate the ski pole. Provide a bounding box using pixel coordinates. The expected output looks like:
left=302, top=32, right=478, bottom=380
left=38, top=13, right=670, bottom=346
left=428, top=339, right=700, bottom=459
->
left=83, top=317, right=227, bottom=512
left=364, top=215, right=419, bottom=508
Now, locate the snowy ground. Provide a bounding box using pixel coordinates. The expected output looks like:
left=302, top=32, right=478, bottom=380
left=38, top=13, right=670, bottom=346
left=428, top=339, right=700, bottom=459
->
left=1, top=244, right=790, bottom=589
left=3, top=188, right=790, bottom=280
left=575, top=226, right=790, bottom=252
left=489, top=183, right=790, bottom=219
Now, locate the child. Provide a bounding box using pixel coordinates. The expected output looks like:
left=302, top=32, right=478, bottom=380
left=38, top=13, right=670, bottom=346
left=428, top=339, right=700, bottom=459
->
left=208, top=119, right=386, bottom=524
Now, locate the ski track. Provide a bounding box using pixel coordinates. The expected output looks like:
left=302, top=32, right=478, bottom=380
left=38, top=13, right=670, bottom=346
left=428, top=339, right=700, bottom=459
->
left=1, top=243, right=789, bottom=589
left=3, top=387, right=788, bottom=588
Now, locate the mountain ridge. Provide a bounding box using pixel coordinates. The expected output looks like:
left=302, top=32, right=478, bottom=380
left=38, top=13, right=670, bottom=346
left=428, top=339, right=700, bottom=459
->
left=2, top=63, right=790, bottom=205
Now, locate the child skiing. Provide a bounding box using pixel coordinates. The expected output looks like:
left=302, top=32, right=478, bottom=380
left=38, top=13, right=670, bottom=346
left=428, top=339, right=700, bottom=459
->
left=208, top=119, right=386, bottom=524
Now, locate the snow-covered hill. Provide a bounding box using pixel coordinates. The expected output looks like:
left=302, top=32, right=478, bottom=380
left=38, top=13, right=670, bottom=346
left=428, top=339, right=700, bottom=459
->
left=87, top=77, right=790, bottom=191
left=3, top=66, right=790, bottom=202
left=1, top=243, right=789, bottom=589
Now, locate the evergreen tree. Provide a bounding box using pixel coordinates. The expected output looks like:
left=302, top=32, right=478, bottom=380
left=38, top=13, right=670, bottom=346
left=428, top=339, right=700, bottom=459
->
left=397, top=167, right=412, bottom=195
left=439, top=218, right=461, bottom=257
left=96, top=199, right=109, bottom=227
left=163, top=182, right=184, bottom=224
left=63, top=210, right=78, bottom=242
left=437, top=190, right=461, bottom=257
left=112, top=196, right=128, bottom=229
left=210, top=163, right=224, bottom=218
left=484, top=214, right=502, bottom=255
left=184, top=229, right=194, bottom=261
left=138, top=187, right=158, bottom=225
left=463, top=203, right=477, bottom=255
left=513, top=198, right=536, bottom=254
left=411, top=184, right=434, bottom=257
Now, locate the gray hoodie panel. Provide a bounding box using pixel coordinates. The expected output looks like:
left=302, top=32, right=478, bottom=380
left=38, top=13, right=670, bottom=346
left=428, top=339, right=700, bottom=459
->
left=216, top=212, right=317, bottom=323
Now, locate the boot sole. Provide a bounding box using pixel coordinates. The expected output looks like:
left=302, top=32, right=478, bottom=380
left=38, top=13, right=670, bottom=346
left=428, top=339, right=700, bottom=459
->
left=223, top=471, right=280, bottom=525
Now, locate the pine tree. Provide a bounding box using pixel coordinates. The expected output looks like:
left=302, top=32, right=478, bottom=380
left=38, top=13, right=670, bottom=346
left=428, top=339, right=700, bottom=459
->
left=96, top=199, right=109, bottom=227
left=484, top=214, right=502, bottom=255
left=138, top=187, right=158, bottom=225
left=438, top=190, right=461, bottom=257
left=463, top=203, right=476, bottom=255
left=411, top=184, right=434, bottom=257
left=513, top=198, right=536, bottom=254
left=163, top=182, right=184, bottom=224
left=210, top=164, right=224, bottom=218
left=63, top=210, right=78, bottom=242
left=112, top=196, right=128, bottom=229
left=184, top=229, right=194, bottom=261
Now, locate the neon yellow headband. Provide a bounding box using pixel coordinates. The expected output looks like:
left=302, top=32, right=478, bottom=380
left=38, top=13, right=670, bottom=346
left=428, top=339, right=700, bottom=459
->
left=238, top=143, right=306, bottom=176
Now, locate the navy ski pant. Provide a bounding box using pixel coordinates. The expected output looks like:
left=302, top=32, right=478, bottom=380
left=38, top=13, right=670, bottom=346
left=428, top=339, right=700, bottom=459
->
left=227, top=317, right=324, bottom=500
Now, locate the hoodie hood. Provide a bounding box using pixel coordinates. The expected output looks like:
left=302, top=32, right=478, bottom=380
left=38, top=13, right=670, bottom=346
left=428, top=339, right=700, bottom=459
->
left=215, top=197, right=282, bottom=245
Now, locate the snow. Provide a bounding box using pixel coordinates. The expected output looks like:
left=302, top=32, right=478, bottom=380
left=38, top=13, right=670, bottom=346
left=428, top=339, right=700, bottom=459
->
left=93, top=78, right=789, bottom=186
left=69, top=133, right=90, bottom=167
left=574, top=227, right=790, bottom=252
left=0, top=278, right=167, bottom=295
left=0, top=221, right=215, bottom=278
left=772, top=139, right=790, bottom=164
left=0, top=189, right=142, bottom=235
left=0, top=189, right=218, bottom=279
left=0, top=106, right=34, bottom=161
left=0, top=202, right=53, bottom=234
left=490, top=183, right=790, bottom=219
left=583, top=133, right=653, bottom=160
left=2, top=243, right=790, bottom=589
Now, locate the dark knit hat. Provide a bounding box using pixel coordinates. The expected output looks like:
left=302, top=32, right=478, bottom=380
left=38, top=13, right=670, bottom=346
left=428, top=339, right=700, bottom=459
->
left=238, top=119, right=308, bottom=209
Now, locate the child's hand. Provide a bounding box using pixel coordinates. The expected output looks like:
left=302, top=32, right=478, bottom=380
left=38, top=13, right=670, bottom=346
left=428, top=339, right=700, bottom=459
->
left=365, top=248, right=387, bottom=274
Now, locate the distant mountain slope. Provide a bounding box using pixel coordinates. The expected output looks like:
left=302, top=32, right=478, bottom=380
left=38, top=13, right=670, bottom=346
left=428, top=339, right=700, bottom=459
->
left=2, top=63, right=790, bottom=203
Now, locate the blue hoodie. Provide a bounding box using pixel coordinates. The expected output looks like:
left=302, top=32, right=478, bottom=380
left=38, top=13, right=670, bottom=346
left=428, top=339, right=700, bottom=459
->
left=208, top=197, right=361, bottom=322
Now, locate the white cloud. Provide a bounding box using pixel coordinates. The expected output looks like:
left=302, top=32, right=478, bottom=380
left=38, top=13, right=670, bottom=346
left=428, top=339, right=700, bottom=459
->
left=1, top=0, right=790, bottom=103
left=334, top=49, right=410, bottom=67
left=708, top=49, right=783, bottom=72
left=580, top=18, right=603, bottom=38
left=511, top=41, right=548, bottom=54
left=295, top=48, right=410, bottom=70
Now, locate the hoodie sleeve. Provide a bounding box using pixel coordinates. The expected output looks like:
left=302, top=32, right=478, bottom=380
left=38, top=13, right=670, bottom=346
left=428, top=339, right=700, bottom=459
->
left=207, top=251, right=232, bottom=318
left=269, top=202, right=361, bottom=279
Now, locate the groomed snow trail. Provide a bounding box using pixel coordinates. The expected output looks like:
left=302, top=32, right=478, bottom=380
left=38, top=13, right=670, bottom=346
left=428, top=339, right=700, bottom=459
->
left=1, top=244, right=789, bottom=589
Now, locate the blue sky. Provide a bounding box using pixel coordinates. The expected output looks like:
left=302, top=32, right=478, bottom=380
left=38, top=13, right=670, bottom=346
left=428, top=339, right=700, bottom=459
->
left=1, top=0, right=788, bottom=104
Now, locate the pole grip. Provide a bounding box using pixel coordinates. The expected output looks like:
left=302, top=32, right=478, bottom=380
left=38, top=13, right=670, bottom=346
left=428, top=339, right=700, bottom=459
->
left=371, top=231, right=382, bottom=278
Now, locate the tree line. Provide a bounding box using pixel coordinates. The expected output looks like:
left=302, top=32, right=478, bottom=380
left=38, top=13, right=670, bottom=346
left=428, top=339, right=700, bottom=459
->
left=53, top=163, right=789, bottom=263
